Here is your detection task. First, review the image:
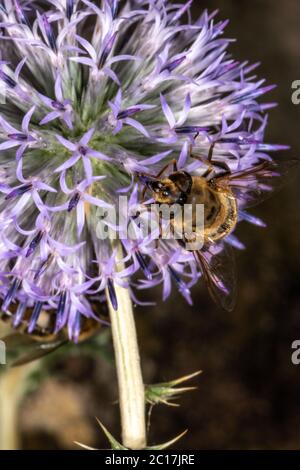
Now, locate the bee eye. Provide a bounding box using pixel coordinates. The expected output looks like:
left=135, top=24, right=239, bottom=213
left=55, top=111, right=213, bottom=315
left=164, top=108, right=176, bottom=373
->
left=163, top=190, right=169, bottom=197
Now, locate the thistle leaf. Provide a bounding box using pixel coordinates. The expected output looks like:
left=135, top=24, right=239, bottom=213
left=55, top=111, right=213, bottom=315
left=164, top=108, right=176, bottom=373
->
left=74, top=441, right=98, bottom=450
left=76, top=421, right=187, bottom=450
left=146, top=430, right=188, bottom=450
left=145, top=370, right=202, bottom=406
left=96, top=418, right=128, bottom=450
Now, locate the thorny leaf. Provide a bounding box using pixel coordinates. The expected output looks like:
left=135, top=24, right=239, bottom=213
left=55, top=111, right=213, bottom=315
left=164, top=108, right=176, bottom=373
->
left=76, top=420, right=187, bottom=450
left=146, top=430, right=188, bottom=450
left=145, top=370, right=202, bottom=406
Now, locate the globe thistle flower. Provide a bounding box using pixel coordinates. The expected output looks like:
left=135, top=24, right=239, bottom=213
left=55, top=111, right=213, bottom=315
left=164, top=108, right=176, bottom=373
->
left=0, top=0, right=286, bottom=343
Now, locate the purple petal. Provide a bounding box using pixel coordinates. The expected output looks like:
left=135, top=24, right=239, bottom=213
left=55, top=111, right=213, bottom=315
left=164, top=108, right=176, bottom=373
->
left=2, top=278, right=21, bottom=312
left=55, top=153, right=80, bottom=172
left=49, top=237, right=85, bottom=255
left=161, top=55, right=186, bottom=73
left=54, top=74, right=64, bottom=102
left=36, top=181, right=57, bottom=193
left=0, top=70, right=17, bottom=88
left=139, top=150, right=173, bottom=166
left=102, top=67, right=120, bottom=85
left=15, top=57, right=27, bottom=81
left=5, top=183, right=32, bottom=200
left=83, top=155, right=93, bottom=181
left=10, top=192, right=31, bottom=217
left=55, top=291, right=67, bottom=332
left=84, top=193, right=112, bottom=209
left=66, top=0, right=74, bottom=20
left=69, top=56, right=95, bottom=67
left=107, top=278, right=118, bottom=310
left=124, top=118, right=150, bottom=137
left=16, top=143, right=27, bottom=161
left=56, top=134, right=77, bottom=151
left=99, top=31, right=117, bottom=68
left=68, top=192, right=81, bottom=212
left=63, top=112, right=73, bottom=130
left=75, top=34, right=97, bottom=61
left=22, top=106, right=35, bottom=133
left=87, top=149, right=112, bottom=161
left=177, top=93, right=191, bottom=126
left=108, top=54, right=141, bottom=65
left=178, top=141, right=189, bottom=169
left=160, top=94, right=176, bottom=128
left=59, top=171, right=73, bottom=194
left=40, top=111, right=61, bottom=125
left=80, top=127, right=95, bottom=146
left=13, top=301, right=27, bottom=328
left=114, top=88, right=122, bottom=109
left=26, top=231, right=44, bottom=257
left=0, top=116, right=18, bottom=134
left=27, top=302, right=43, bottom=334
left=76, top=200, right=85, bottom=236
left=41, top=14, right=57, bottom=52
left=171, top=0, right=193, bottom=24
left=0, top=140, right=19, bottom=150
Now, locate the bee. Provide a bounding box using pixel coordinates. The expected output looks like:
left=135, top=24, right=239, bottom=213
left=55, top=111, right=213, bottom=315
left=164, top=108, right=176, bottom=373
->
left=138, top=155, right=294, bottom=311
left=0, top=298, right=108, bottom=366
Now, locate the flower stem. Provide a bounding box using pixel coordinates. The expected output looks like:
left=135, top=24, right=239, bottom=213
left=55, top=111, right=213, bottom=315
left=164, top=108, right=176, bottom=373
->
left=107, top=283, right=146, bottom=450
left=0, top=364, right=36, bottom=450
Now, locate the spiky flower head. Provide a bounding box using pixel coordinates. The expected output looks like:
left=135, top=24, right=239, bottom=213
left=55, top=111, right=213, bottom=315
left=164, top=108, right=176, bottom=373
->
left=0, top=0, right=284, bottom=340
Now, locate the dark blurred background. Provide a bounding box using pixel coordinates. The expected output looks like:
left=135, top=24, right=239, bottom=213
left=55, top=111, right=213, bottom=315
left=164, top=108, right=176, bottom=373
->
left=16, top=0, right=300, bottom=449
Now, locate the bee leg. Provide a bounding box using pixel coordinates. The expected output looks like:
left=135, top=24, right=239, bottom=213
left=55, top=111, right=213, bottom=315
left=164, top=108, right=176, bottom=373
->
left=189, top=140, right=216, bottom=171
left=207, top=141, right=215, bottom=162
left=190, top=139, right=218, bottom=163
left=189, top=152, right=213, bottom=170
left=212, top=160, right=231, bottom=175
left=208, top=141, right=233, bottom=175
left=190, top=153, right=215, bottom=179
left=203, top=168, right=216, bottom=180
left=203, top=163, right=231, bottom=181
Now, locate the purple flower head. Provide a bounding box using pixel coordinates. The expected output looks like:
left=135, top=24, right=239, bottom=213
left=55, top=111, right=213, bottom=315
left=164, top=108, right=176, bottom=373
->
left=0, top=0, right=286, bottom=341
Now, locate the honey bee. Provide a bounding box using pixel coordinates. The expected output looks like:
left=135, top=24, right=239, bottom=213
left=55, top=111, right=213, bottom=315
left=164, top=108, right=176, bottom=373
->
left=138, top=156, right=294, bottom=311
left=0, top=299, right=108, bottom=366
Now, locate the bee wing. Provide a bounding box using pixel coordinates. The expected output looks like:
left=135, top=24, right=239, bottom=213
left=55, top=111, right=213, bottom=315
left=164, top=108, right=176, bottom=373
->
left=1, top=332, right=67, bottom=367
left=195, top=242, right=237, bottom=312
left=217, top=160, right=299, bottom=209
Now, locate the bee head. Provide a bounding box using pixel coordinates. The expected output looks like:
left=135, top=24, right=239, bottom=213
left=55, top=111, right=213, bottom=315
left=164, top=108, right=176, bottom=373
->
left=139, top=171, right=192, bottom=204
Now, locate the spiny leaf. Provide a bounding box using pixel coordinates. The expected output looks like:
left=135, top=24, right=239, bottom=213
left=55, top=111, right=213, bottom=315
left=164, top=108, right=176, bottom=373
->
left=165, top=370, right=202, bottom=387
left=146, top=430, right=188, bottom=450
left=96, top=418, right=128, bottom=450
left=74, top=441, right=98, bottom=450
left=77, top=421, right=187, bottom=451
left=75, top=419, right=128, bottom=450
left=145, top=370, right=202, bottom=406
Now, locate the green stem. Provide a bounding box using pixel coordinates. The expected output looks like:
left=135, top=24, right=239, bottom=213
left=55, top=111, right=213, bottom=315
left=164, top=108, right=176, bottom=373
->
left=107, top=283, right=146, bottom=450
